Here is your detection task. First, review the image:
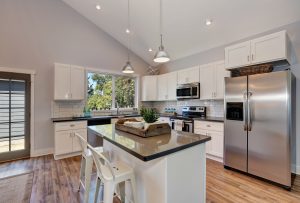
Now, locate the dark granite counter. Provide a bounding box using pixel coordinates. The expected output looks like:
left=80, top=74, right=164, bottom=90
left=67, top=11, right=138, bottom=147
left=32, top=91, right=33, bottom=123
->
left=88, top=124, right=211, bottom=161
left=192, top=116, right=224, bottom=122
left=52, top=114, right=141, bottom=123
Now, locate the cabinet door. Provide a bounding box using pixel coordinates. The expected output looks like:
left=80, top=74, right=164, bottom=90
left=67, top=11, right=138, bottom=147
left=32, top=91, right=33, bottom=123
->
left=225, top=41, right=251, bottom=69
left=167, top=72, right=177, bottom=100
left=209, top=131, right=224, bottom=158
left=251, top=31, right=286, bottom=65
left=142, top=76, right=157, bottom=101
left=194, top=129, right=212, bottom=154
left=157, top=74, right=168, bottom=100
left=55, top=130, right=73, bottom=155
left=177, top=66, right=199, bottom=84
left=54, top=63, right=71, bottom=100
left=73, top=129, right=87, bottom=152
left=70, top=65, right=85, bottom=100
left=215, top=61, right=230, bottom=99
left=199, top=63, right=215, bottom=100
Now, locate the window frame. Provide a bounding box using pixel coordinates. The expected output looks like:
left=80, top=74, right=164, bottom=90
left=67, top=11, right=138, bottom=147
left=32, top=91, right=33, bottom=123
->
left=85, top=68, right=139, bottom=110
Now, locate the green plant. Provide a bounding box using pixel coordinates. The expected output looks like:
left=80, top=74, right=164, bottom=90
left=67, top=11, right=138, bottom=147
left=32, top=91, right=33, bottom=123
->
left=140, top=107, right=158, bottom=123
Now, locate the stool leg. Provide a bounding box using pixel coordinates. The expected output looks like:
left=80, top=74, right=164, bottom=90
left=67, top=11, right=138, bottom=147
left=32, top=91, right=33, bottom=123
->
left=94, top=177, right=101, bottom=203
left=130, top=176, right=137, bottom=203
left=103, top=182, right=115, bottom=203
left=78, top=156, right=85, bottom=191
left=84, top=158, right=93, bottom=203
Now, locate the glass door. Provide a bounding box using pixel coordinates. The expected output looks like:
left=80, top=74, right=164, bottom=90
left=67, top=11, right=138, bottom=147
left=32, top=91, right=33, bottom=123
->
left=0, top=72, right=30, bottom=162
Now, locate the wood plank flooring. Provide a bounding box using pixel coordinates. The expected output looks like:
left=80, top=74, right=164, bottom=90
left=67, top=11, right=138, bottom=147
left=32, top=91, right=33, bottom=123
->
left=0, top=155, right=299, bottom=203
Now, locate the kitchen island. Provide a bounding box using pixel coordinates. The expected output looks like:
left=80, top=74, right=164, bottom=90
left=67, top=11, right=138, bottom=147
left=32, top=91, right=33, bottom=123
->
left=88, top=124, right=211, bottom=203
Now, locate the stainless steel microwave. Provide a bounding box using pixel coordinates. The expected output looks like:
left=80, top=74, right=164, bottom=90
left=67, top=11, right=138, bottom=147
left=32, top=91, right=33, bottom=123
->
left=176, top=83, right=200, bottom=99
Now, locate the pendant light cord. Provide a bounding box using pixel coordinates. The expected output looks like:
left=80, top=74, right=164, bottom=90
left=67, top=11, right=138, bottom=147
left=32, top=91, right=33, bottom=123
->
left=160, top=0, right=163, bottom=46
left=127, top=0, right=131, bottom=61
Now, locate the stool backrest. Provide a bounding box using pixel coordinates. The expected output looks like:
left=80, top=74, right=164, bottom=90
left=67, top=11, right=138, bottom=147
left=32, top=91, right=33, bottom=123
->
left=88, top=144, right=115, bottom=181
left=75, top=133, right=88, bottom=153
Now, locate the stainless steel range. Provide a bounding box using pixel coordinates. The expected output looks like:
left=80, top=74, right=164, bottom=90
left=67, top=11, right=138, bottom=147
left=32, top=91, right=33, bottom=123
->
left=170, top=106, right=206, bottom=133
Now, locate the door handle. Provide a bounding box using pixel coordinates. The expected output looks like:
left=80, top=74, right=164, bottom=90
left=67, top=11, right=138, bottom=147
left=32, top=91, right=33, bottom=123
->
left=248, top=92, right=253, bottom=131
left=243, top=92, right=248, bottom=131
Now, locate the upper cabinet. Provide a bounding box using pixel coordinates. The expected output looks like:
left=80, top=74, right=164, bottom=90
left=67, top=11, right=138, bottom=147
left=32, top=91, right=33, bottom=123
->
left=177, top=66, right=199, bottom=84
left=54, top=63, right=85, bottom=100
left=200, top=61, right=230, bottom=100
left=157, top=72, right=177, bottom=101
left=141, top=75, right=157, bottom=101
left=225, top=30, right=291, bottom=69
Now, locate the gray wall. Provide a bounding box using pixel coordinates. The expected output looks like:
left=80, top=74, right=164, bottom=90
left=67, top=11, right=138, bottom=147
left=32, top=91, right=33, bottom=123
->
left=0, top=0, right=149, bottom=152
left=161, top=20, right=300, bottom=171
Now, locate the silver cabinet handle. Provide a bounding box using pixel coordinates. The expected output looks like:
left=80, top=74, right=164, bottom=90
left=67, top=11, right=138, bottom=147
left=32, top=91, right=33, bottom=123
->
left=247, top=55, right=250, bottom=62
left=70, top=124, right=75, bottom=127
left=243, top=92, right=248, bottom=131
left=252, top=54, right=254, bottom=61
left=206, top=125, right=211, bottom=127
left=248, top=92, right=253, bottom=131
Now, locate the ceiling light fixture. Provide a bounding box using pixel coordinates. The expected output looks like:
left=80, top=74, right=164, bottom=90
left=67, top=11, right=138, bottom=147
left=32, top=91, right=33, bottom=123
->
left=126, top=28, right=130, bottom=34
left=206, top=19, right=212, bottom=26
left=96, top=4, right=101, bottom=10
left=153, top=0, right=170, bottom=63
left=148, top=48, right=153, bottom=52
left=122, top=0, right=134, bottom=74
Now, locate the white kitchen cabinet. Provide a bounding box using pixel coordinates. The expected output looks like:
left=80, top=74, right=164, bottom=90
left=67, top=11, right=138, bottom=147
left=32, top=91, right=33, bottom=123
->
left=194, top=120, right=224, bottom=162
left=157, top=72, right=177, bottom=101
left=54, top=121, right=87, bottom=160
left=177, top=66, right=199, bottom=85
left=225, top=41, right=251, bottom=69
left=215, top=61, right=231, bottom=99
left=199, top=63, right=215, bottom=100
left=141, top=75, right=157, bottom=101
left=250, top=31, right=289, bottom=65
left=167, top=72, right=177, bottom=100
left=225, top=30, right=291, bottom=69
left=200, top=61, right=230, bottom=100
left=54, top=63, right=85, bottom=100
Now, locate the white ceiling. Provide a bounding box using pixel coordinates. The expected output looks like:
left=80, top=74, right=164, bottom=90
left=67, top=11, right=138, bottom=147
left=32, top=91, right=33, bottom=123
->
left=62, top=0, right=300, bottom=65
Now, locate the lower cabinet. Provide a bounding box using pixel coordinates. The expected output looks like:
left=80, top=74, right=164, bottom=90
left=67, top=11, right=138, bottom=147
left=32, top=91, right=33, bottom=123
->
left=54, top=121, right=87, bottom=160
left=194, top=120, right=224, bottom=162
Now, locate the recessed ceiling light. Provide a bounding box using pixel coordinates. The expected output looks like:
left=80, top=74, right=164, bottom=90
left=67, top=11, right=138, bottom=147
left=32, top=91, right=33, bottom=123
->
left=206, top=19, right=213, bottom=26
left=148, top=48, right=153, bottom=52
left=126, top=28, right=130, bottom=34
left=96, top=4, right=101, bottom=10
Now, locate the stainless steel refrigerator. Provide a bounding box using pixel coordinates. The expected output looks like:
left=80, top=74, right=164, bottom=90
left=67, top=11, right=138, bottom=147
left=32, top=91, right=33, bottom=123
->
left=224, top=70, right=296, bottom=188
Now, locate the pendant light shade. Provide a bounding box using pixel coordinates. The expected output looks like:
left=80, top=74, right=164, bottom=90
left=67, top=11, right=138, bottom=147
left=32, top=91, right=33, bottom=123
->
left=153, top=0, right=170, bottom=63
left=154, top=35, right=170, bottom=63
left=122, top=0, right=135, bottom=74
left=122, top=61, right=134, bottom=74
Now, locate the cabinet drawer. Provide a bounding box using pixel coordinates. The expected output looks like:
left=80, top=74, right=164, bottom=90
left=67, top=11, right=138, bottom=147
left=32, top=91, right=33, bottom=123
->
left=194, top=121, right=223, bottom=132
left=55, top=121, right=87, bottom=131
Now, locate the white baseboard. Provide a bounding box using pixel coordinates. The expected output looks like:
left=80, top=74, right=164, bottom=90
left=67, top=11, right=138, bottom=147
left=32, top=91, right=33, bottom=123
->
left=295, top=165, right=300, bottom=175
left=31, top=148, right=54, bottom=157
left=206, top=154, right=223, bottom=163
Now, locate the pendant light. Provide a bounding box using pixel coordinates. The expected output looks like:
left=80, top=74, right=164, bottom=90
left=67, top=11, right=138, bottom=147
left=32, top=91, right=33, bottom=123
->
left=153, top=0, right=170, bottom=63
left=122, top=0, right=134, bottom=73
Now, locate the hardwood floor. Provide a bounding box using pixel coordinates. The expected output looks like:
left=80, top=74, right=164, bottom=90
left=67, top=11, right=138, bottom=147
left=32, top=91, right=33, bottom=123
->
left=0, top=155, right=299, bottom=203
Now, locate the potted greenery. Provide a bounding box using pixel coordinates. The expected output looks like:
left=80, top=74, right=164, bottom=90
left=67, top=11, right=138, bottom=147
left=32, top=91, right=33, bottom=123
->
left=140, top=107, right=159, bottom=129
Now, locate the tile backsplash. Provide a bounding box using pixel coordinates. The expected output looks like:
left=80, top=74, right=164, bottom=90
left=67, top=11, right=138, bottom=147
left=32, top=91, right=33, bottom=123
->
left=142, top=99, right=224, bottom=118
left=52, top=101, right=86, bottom=118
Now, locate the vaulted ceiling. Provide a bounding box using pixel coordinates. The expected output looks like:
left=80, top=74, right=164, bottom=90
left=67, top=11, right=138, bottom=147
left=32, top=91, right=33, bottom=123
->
left=62, top=0, right=300, bottom=65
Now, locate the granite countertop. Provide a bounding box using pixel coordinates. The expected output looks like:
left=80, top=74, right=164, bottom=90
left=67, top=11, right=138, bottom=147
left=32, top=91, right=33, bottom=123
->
left=192, top=116, right=224, bottom=122
left=88, top=124, right=211, bottom=162
left=52, top=114, right=141, bottom=122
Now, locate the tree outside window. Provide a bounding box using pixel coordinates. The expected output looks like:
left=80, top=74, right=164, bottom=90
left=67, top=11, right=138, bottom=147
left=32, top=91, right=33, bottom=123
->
left=87, top=72, right=136, bottom=110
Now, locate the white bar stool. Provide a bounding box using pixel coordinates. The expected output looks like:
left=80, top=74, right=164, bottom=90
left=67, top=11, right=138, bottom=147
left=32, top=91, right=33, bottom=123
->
left=88, top=144, right=137, bottom=203
left=75, top=133, right=104, bottom=203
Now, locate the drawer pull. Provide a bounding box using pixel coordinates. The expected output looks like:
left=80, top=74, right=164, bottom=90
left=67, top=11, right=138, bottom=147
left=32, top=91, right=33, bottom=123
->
left=206, top=125, right=211, bottom=127
left=70, top=124, right=75, bottom=127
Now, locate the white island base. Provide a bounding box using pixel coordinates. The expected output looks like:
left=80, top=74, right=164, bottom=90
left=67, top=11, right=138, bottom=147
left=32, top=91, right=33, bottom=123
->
left=104, top=140, right=206, bottom=203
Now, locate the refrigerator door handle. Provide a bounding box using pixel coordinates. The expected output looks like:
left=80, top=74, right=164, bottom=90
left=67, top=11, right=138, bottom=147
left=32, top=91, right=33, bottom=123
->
left=248, top=92, right=253, bottom=131
left=243, top=92, right=248, bottom=131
